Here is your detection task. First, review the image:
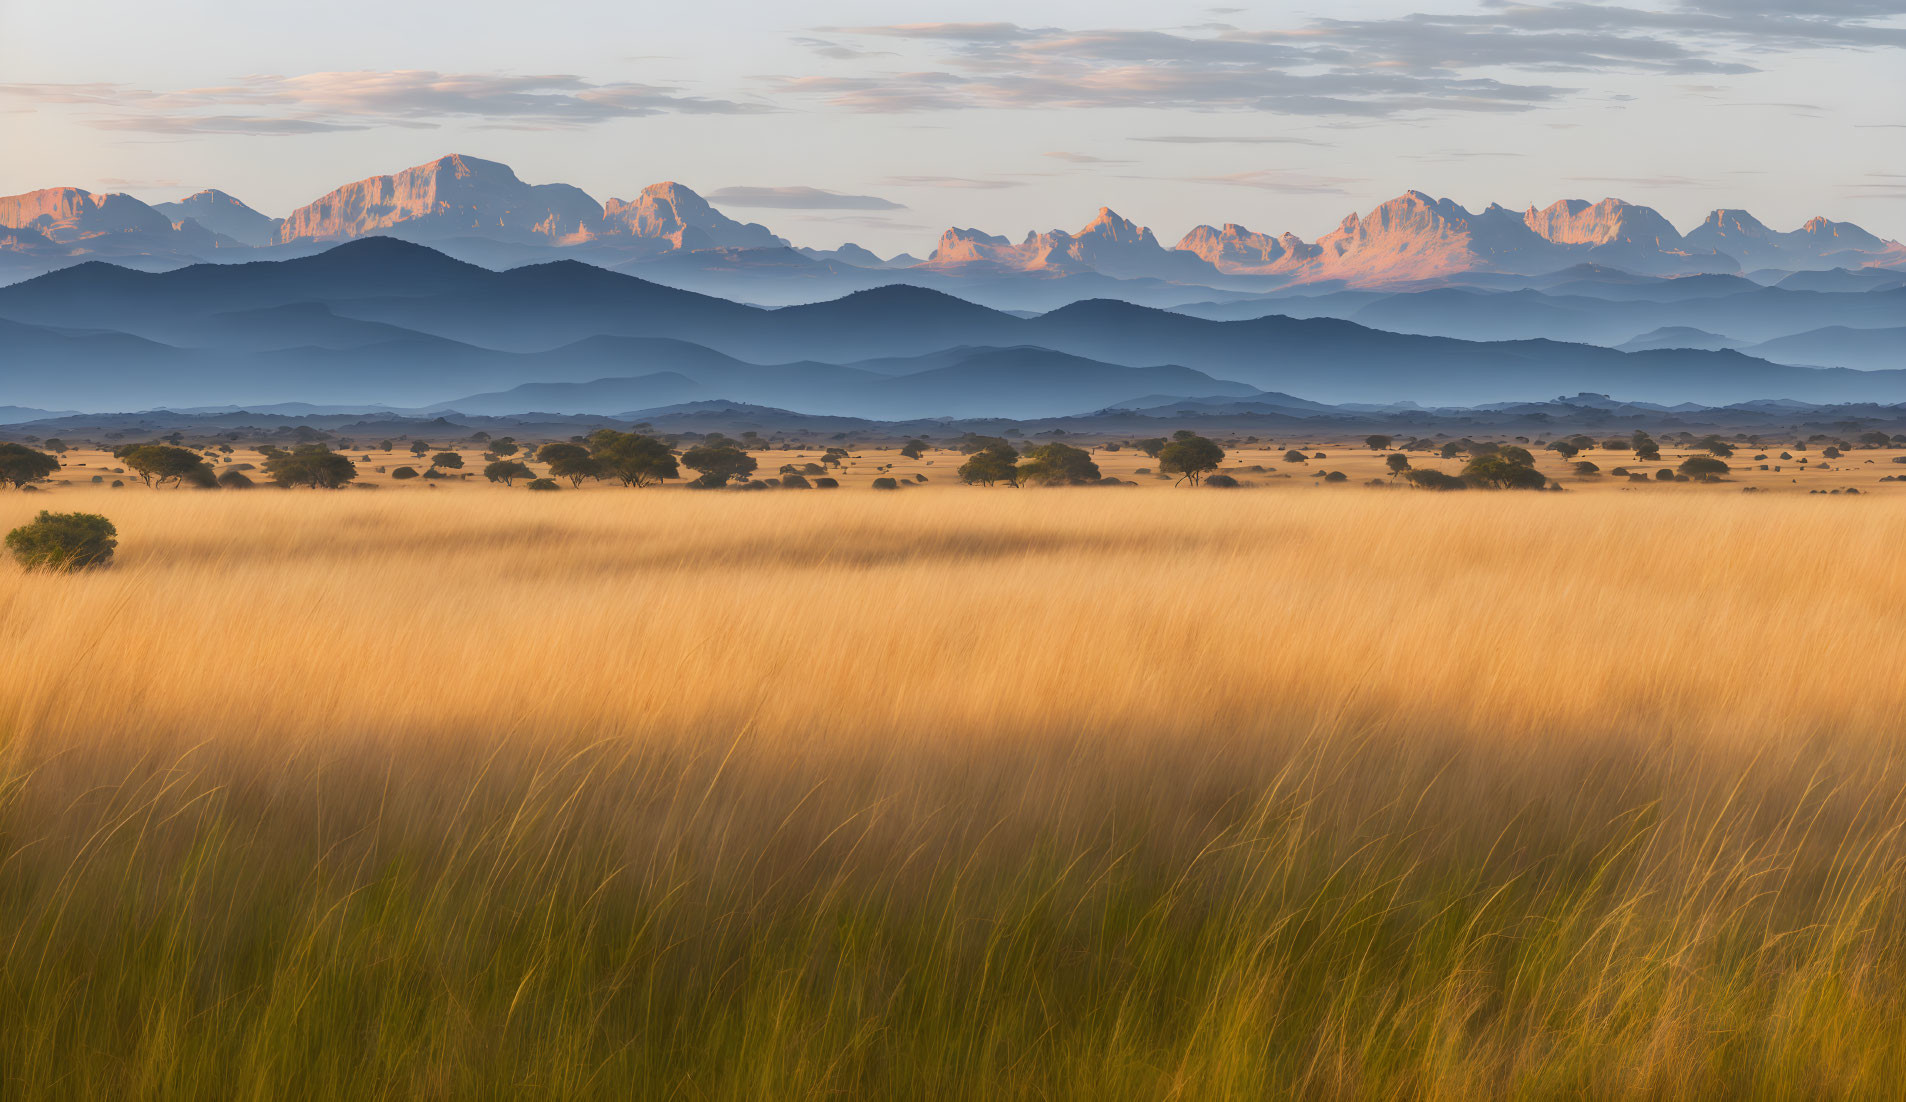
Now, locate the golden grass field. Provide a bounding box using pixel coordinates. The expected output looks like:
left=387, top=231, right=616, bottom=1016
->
left=5, top=469, right=1906, bottom=1097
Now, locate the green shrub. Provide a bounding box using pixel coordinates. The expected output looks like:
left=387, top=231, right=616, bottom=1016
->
left=525, top=478, right=560, bottom=492
left=5, top=511, right=117, bottom=571
left=871, top=477, right=900, bottom=490
left=391, top=466, right=419, bottom=480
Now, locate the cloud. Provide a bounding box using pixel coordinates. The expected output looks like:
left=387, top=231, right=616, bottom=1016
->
left=1132, top=134, right=1332, bottom=147
left=0, top=70, right=772, bottom=136
left=883, top=175, right=1028, bottom=189
left=1190, top=170, right=1363, bottom=195
left=1565, top=174, right=1715, bottom=188
left=791, top=37, right=894, bottom=60
left=705, top=186, right=906, bottom=210
left=88, top=114, right=391, bottom=135
left=776, top=3, right=1906, bottom=118
left=1043, top=152, right=1134, bottom=164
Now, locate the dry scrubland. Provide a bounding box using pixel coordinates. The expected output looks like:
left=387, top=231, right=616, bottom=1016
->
left=4, top=487, right=1906, bottom=1098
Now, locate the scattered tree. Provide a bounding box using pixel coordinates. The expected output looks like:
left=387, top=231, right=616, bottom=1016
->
left=537, top=442, right=602, bottom=487
left=1385, top=453, right=1411, bottom=478
left=1016, top=442, right=1101, bottom=485
left=1364, top=435, right=1393, bottom=451
left=1462, top=452, right=1547, bottom=489
left=483, top=460, right=533, bottom=486
left=430, top=451, right=465, bottom=471
left=1679, top=456, right=1730, bottom=479
left=1404, top=469, right=1468, bottom=491
left=680, top=442, right=758, bottom=487
left=265, top=445, right=359, bottom=489
left=899, top=439, right=928, bottom=460
left=0, top=442, right=60, bottom=489
left=122, top=444, right=211, bottom=489
left=587, top=430, right=679, bottom=486
left=958, top=442, right=1021, bottom=486
left=1160, top=435, right=1226, bottom=485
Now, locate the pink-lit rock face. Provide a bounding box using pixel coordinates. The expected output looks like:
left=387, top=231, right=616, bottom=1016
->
left=1175, top=224, right=1315, bottom=273
left=277, top=154, right=604, bottom=245
left=1522, top=198, right=1684, bottom=249
left=1304, top=191, right=1555, bottom=283
left=0, top=188, right=175, bottom=241
left=599, top=182, right=785, bottom=252
left=928, top=208, right=1217, bottom=280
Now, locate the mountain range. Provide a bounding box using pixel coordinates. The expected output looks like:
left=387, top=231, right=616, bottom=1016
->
left=4, top=154, right=1900, bottom=299
left=2, top=237, right=1902, bottom=417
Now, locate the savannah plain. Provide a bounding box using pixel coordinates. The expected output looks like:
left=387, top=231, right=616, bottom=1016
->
left=5, top=438, right=1906, bottom=1098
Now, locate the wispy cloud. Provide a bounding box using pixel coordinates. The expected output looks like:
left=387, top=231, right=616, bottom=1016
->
left=1132, top=134, right=1332, bottom=147
left=1565, top=174, right=1715, bottom=189
left=0, top=70, right=773, bottom=136
left=1190, top=170, right=1364, bottom=195
left=883, top=175, right=1028, bottom=189
left=1043, top=152, right=1134, bottom=165
left=776, top=3, right=1906, bottom=118
left=705, top=185, right=905, bottom=210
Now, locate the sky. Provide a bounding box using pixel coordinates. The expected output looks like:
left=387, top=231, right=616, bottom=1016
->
left=2, top=0, right=1902, bottom=254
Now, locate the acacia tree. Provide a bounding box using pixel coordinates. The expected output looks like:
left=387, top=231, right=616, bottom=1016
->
left=122, top=444, right=212, bottom=489
left=483, top=460, right=533, bottom=486
left=1364, top=435, right=1393, bottom=451
left=1016, top=442, right=1101, bottom=485
left=1161, top=435, right=1226, bottom=486
left=0, top=442, right=59, bottom=489
left=410, top=440, right=431, bottom=457
left=430, top=452, right=464, bottom=472
left=587, top=430, right=679, bottom=487
left=900, top=439, right=928, bottom=460
left=958, top=442, right=1020, bottom=486
left=536, top=442, right=602, bottom=488
left=264, top=444, right=358, bottom=489
left=680, top=442, right=758, bottom=487
left=1385, top=453, right=1411, bottom=479
left=1461, top=452, right=1547, bottom=489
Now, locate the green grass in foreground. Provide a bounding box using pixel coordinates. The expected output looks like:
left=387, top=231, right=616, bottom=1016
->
left=3, top=728, right=1904, bottom=1101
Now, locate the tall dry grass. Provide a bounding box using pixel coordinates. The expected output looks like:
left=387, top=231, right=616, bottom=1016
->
left=3, top=488, right=1906, bottom=1098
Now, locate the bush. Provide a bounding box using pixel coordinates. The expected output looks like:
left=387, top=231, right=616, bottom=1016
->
left=780, top=474, right=812, bottom=489
left=216, top=470, right=255, bottom=489
left=1204, top=473, right=1241, bottom=488
left=871, top=477, right=900, bottom=490
left=391, top=466, right=419, bottom=480
left=814, top=477, right=840, bottom=489
left=525, top=478, right=560, bottom=492
left=1678, top=456, right=1730, bottom=479
left=6, top=511, right=116, bottom=571
left=1323, top=470, right=1348, bottom=483
left=1403, top=470, right=1468, bottom=491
